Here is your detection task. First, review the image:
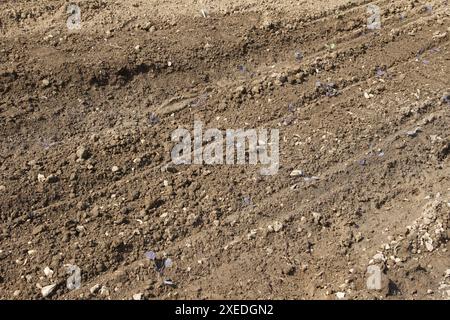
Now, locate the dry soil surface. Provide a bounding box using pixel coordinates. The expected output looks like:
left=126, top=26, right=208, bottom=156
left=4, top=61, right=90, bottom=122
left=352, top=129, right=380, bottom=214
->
left=0, top=0, right=449, bottom=300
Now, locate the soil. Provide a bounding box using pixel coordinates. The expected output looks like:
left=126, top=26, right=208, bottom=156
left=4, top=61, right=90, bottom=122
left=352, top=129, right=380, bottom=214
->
left=0, top=0, right=449, bottom=300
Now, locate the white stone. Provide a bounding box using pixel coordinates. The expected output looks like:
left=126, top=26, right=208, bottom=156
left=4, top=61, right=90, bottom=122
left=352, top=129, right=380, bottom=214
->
left=38, top=174, right=46, bottom=183
left=336, top=292, right=346, bottom=299
left=41, top=284, right=57, bottom=298
left=90, top=284, right=101, bottom=294
left=44, top=266, right=54, bottom=278
left=133, top=293, right=143, bottom=300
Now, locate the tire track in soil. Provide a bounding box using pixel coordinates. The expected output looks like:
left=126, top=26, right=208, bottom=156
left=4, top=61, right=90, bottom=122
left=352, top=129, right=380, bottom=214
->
left=0, top=0, right=449, bottom=299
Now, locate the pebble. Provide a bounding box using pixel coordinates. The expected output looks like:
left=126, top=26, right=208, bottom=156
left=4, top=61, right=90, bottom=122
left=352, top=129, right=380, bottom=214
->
left=312, top=212, right=322, bottom=225
left=290, top=169, right=304, bottom=177
left=366, top=265, right=383, bottom=290
left=90, top=284, right=101, bottom=294
left=364, top=92, right=373, bottom=99
left=406, top=127, right=422, bottom=137
left=294, top=51, right=303, bottom=61
left=133, top=293, right=143, bottom=300
left=41, top=284, right=57, bottom=298
left=247, top=229, right=257, bottom=240
left=100, top=286, right=110, bottom=296
left=13, top=290, right=21, bottom=297
left=44, top=266, right=54, bottom=278
left=111, top=166, right=120, bottom=172
left=371, top=252, right=386, bottom=263
left=46, top=174, right=59, bottom=183
left=273, top=221, right=283, bottom=232
left=32, top=224, right=46, bottom=235
left=41, top=79, right=50, bottom=87
left=0, top=185, right=5, bottom=192
left=235, top=86, right=246, bottom=95
left=76, top=146, right=90, bottom=160
left=37, top=174, right=46, bottom=183
left=336, top=292, right=346, bottom=299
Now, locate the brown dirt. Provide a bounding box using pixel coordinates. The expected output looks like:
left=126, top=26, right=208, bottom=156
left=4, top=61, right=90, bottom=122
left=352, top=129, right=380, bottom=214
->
left=0, top=0, right=449, bottom=300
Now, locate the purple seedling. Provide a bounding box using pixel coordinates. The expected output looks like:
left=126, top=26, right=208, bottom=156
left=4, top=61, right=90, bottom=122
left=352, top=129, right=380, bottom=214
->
left=288, top=103, right=297, bottom=113
left=442, top=93, right=450, bottom=105
left=40, top=138, right=59, bottom=150
left=237, top=65, right=247, bottom=73
left=145, top=251, right=156, bottom=260
left=316, top=81, right=338, bottom=97
left=148, top=112, right=160, bottom=126
left=282, top=114, right=295, bottom=126
left=375, top=66, right=386, bottom=78
left=242, top=195, right=253, bottom=207
left=295, top=51, right=303, bottom=61
left=190, top=93, right=208, bottom=108
left=429, top=48, right=440, bottom=54
left=144, top=251, right=173, bottom=275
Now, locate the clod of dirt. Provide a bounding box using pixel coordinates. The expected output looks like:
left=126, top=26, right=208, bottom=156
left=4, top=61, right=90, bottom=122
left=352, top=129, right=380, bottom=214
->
left=76, top=146, right=90, bottom=160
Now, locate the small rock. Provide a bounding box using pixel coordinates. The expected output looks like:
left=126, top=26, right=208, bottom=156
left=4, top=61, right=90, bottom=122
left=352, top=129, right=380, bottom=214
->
left=46, top=174, right=59, bottom=183
left=37, top=174, right=46, bottom=183
left=235, top=86, right=246, bottom=95
left=133, top=293, right=143, bottom=300
left=290, top=169, right=304, bottom=177
left=273, top=221, right=283, bottom=232
left=406, top=127, right=422, bottom=137
left=282, top=264, right=296, bottom=275
left=200, top=9, right=208, bottom=18
left=76, top=146, right=90, bottom=160
left=111, top=166, right=120, bottom=173
left=41, top=284, right=57, bottom=298
left=41, top=79, right=50, bottom=87
left=13, top=290, right=21, bottom=297
left=100, top=286, right=110, bottom=296
left=294, top=51, right=303, bottom=61
left=161, top=163, right=178, bottom=173
left=372, top=252, right=386, bottom=263
left=90, top=284, right=101, bottom=294
left=247, top=229, right=257, bottom=240
left=366, top=265, right=382, bottom=290
left=336, top=292, right=346, bottom=299
left=312, top=212, right=322, bottom=225
left=32, top=225, right=46, bottom=235
left=44, top=267, right=54, bottom=278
